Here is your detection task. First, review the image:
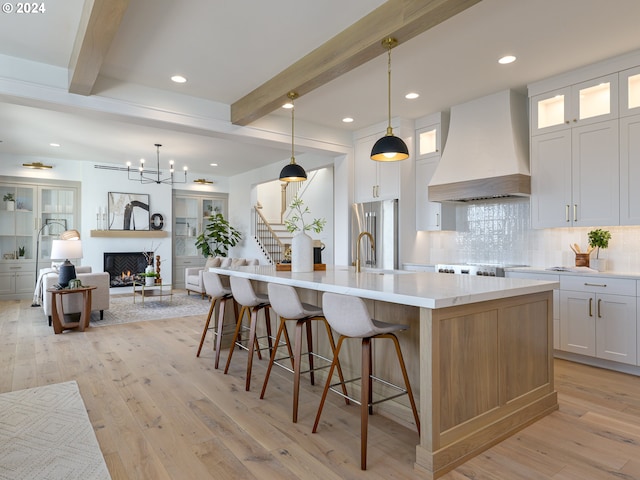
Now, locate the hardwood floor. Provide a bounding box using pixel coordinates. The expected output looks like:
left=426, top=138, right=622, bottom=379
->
left=3, top=298, right=640, bottom=479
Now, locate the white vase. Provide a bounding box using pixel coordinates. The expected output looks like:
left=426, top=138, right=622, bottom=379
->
left=591, top=258, right=607, bottom=272
left=145, top=265, right=155, bottom=274
left=6, top=201, right=14, bottom=211
left=145, top=276, right=155, bottom=286
left=291, top=231, right=313, bottom=272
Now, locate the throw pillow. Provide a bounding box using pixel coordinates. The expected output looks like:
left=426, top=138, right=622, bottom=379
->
left=205, top=256, right=222, bottom=268
left=231, top=258, right=247, bottom=267
left=220, top=257, right=232, bottom=268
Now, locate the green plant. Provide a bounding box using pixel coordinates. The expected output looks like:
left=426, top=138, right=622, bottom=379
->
left=284, top=196, right=326, bottom=234
left=588, top=228, right=612, bottom=259
left=195, top=213, right=242, bottom=258
left=139, top=271, right=157, bottom=277
left=3, top=193, right=14, bottom=202
left=17, top=246, right=25, bottom=256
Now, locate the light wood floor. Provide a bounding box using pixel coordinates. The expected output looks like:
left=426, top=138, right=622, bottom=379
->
left=3, top=298, right=640, bottom=479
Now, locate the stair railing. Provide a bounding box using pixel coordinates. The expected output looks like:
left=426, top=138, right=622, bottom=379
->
left=254, top=204, right=286, bottom=264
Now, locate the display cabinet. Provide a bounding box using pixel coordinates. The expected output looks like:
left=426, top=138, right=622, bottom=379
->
left=172, top=190, right=228, bottom=288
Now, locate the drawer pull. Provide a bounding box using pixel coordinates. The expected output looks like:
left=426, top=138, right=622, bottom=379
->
left=9, top=266, right=21, bottom=270
left=584, top=283, right=607, bottom=288
left=588, top=298, right=593, bottom=317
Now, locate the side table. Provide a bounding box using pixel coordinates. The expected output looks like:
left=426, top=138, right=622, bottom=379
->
left=46, top=286, right=97, bottom=334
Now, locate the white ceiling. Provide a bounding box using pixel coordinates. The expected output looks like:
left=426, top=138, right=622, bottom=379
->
left=2, top=0, right=640, bottom=178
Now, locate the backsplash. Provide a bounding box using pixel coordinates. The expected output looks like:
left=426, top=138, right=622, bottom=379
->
left=427, top=198, right=640, bottom=272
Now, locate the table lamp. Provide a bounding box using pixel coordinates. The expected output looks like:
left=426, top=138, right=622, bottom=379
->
left=50, top=236, right=83, bottom=288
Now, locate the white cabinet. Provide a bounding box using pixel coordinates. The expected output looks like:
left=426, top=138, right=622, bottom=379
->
left=619, top=66, right=640, bottom=117
left=531, top=74, right=618, bottom=135
left=506, top=271, right=560, bottom=349
left=414, top=114, right=455, bottom=231
left=172, top=190, right=228, bottom=288
left=530, top=119, right=619, bottom=228
left=620, top=114, right=640, bottom=224
left=354, top=131, right=400, bottom=203
left=560, top=276, right=636, bottom=365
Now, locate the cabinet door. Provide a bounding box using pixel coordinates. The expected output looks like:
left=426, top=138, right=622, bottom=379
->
left=620, top=114, right=640, bottom=225
left=354, top=133, right=400, bottom=202
left=530, top=130, right=572, bottom=228
left=595, top=293, right=636, bottom=365
left=571, top=120, right=619, bottom=226
left=619, top=66, right=640, bottom=117
left=415, top=159, right=454, bottom=231
left=572, top=74, right=618, bottom=127
left=174, top=196, right=200, bottom=258
left=560, top=290, right=595, bottom=356
left=531, top=87, right=571, bottom=135
left=39, top=186, right=76, bottom=261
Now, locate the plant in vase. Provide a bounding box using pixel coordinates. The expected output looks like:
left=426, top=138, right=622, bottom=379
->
left=195, top=213, right=242, bottom=258
left=142, top=242, right=161, bottom=273
left=3, top=193, right=15, bottom=211
left=588, top=228, right=611, bottom=271
left=17, top=246, right=25, bottom=259
left=140, top=271, right=157, bottom=286
left=285, top=196, right=326, bottom=272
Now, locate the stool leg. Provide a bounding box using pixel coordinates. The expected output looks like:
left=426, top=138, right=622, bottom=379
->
left=245, top=307, right=260, bottom=391
left=386, top=333, right=421, bottom=434
left=305, top=320, right=315, bottom=385
left=264, top=307, right=273, bottom=356
left=260, top=317, right=288, bottom=400
left=213, top=297, right=229, bottom=369
left=292, top=318, right=305, bottom=422
left=322, top=321, right=350, bottom=405
left=361, top=337, right=372, bottom=470
left=312, top=335, right=346, bottom=433
left=224, top=305, right=247, bottom=374
left=196, top=296, right=218, bottom=357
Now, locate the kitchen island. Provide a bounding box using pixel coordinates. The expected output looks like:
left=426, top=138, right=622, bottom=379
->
left=210, top=265, right=559, bottom=479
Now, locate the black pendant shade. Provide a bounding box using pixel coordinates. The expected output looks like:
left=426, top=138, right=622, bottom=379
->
left=279, top=160, right=307, bottom=182
left=371, top=131, right=409, bottom=161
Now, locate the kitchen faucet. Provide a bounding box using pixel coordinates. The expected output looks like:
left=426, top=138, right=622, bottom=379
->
left=355, top=231, right=375, bottom=273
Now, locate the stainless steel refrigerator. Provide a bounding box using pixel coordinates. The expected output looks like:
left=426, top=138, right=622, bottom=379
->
left=351, top=199, right=398, bottom=270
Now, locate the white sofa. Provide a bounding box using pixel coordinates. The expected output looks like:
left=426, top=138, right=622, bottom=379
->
left=186, top=257, right=259, bottom=297
left=41, top=267, right=110, bottom=325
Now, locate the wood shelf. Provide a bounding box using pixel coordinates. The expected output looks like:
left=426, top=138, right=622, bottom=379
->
left=90, top=230, right=167, bottom=238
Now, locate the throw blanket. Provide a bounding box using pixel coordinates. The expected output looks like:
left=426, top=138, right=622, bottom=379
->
left=32, top=267, right=58, bottom=306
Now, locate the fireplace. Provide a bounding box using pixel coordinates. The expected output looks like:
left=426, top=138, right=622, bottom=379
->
left=104, top=252, right=153, bottom=287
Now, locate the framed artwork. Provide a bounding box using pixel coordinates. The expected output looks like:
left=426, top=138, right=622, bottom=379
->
left=108, top=192, right=150, bottom=231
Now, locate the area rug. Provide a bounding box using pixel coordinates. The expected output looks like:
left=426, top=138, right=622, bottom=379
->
left=89, top=291, right=210, bottom=326
left=0, top=381, right=111, bottom=480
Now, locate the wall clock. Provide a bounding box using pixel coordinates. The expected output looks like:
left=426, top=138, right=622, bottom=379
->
left=150, top=213, right=164, bottom=230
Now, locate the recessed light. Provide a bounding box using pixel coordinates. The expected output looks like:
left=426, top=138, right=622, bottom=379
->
left=49, top=143, right=60, bottom=147
left=171, top=75, right=187, bottom=83
left=342, top=117, right=354, bottom=123
left=210, top=163, right=218, bottom=167
left=498, top=55, right=516, bottom=65
left=405, top=92, right=420, bottom=99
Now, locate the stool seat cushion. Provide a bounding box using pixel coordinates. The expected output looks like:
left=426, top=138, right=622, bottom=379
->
left=230, top=276, right=269, bottom=307
left=322, top=292, right=407, bottom=338
left=268, top=283, right=322, bottom=320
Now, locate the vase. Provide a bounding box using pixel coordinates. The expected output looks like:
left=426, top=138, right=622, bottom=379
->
left=6, top=201, right=14, bottom=211
left=145, top=265, right=155, bottom=274
left=145, top=276, right=155, bottom=286
left=291, top=231, right=313, bottom=272
left=591, top=258, right=607, bottom=272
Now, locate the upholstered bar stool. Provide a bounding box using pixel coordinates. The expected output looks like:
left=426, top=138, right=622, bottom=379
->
left=313, top=292, right=420, bottom=470
left=260, top=283, right=349, bottom=423
left=224, top=276, right=273, bottom=391
left=196, top=271, right=241, bottom=369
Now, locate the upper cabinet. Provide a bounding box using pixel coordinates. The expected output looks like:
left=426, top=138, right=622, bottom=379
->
left=354, top=131, right=401, bottom=203
left=620, top=66, right=640, bottom=117
left=414, top=112, right=455, bottom=231
left=531, top=73, right=619, bottom=135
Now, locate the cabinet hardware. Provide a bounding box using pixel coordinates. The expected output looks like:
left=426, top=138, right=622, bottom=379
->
left=436, top=213, right=440, bottom=227
left=573, top=204, right=577, bottom=222
left=565, top=120, right=570, bottom=124
left=584, top=283, right=607, bottom=287
left=589, top=297, right=593, bottom=317
left=573, top=118, right=577, bottom=123
left=565, top=205, right=570, bottom=222
left=597, top=298, right=602, bottom=318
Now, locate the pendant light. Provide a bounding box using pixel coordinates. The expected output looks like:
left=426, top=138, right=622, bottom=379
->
left=279, top=92, right=307, bottom=182
left=370, top=37, right=409, bottom=162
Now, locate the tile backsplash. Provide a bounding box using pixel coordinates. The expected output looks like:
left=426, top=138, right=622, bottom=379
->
left=427, top=197, right=640, bottom=272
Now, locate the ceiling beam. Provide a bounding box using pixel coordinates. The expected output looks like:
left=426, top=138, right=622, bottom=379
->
left=231, top=0, right=481, bottom=126
left=68, top=0, right=130, bottom=96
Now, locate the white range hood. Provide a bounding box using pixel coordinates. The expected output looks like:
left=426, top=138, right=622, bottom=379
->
left=428, top=89, right=530, bottom=202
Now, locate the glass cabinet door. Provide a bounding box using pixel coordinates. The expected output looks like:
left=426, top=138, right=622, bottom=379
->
left=0, top=185, right=35, bottom=260
left=174, top=196, right=200, bottom=257
left=39, top=186, right=76, bottom=261
left=620, top=66, right=640, bottom=117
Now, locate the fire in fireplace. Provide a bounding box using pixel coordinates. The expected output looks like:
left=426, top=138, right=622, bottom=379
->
left=104, top=252, right=153, bottom=287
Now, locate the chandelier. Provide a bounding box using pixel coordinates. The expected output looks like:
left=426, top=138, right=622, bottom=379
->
left=127, top=144, right=187, bottom=185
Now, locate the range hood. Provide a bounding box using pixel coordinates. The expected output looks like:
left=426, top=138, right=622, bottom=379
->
left=428, top=89, right=530, bottom=203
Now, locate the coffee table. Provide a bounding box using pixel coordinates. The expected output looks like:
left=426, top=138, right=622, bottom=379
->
left=133, top=281, right=173, bottom=306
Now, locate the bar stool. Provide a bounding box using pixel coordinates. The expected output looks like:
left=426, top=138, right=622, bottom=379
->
left=196, top=271, right=240, bottom=369
left=260, top=283, right=349, bottom=423
left=313, top=292, right=420, bottom=470
left=224, top=276, right=273, bottom=391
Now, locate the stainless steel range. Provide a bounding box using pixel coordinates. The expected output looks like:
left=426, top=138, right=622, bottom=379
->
left=435, top=263, right=528, bottom=277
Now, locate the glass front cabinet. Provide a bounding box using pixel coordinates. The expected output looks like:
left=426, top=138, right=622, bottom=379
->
left=173, top=190, right=228, bottom=288
left=0, top=178, right=79, bottom=299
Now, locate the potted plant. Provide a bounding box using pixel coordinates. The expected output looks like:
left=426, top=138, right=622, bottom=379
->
left=195, top=213, right=242, bottom=258
left=17, top=246, right=25, bottom=259
left=284, top=196, right=326, bottom=272
left=588, top=228, right=612, bottom=271
left=3, top=193, right=15, bottom=211
left=140, top=271, right=157, bottom=286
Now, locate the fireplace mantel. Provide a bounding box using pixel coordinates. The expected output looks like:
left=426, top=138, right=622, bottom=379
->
left=90, top=230, right=167, bottom=238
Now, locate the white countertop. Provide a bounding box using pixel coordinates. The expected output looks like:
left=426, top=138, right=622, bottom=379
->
left=210, top=265, right=558, bottom=309
left=506, top=266, right=640, bottom=281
